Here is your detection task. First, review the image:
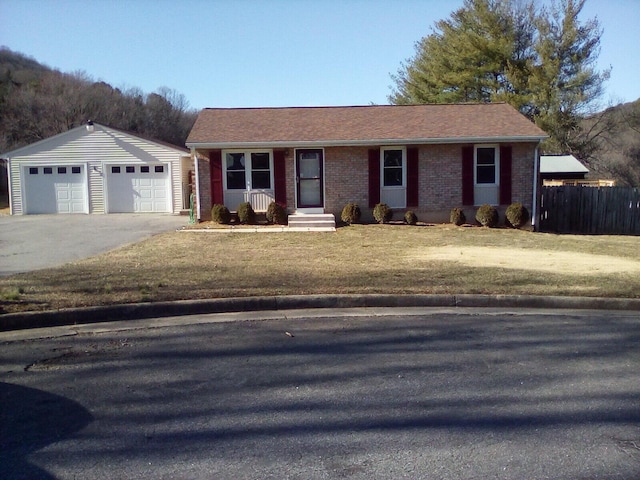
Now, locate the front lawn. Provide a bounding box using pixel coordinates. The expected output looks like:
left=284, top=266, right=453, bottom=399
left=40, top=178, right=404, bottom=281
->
left=1, top=224, right=640, bottom=314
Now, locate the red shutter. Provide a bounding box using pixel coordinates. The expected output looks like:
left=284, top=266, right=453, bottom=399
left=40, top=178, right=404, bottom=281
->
left=368, top=148, right=380, bottom=208
left=406, top=147, right=419, bottom=207
left=273, top=150, right=287, bottom=206
left=210, top=150, right=223, bottom=205
left=462, top=146, right=474, bottom=206
left=500, top=145, right=512, bottom=205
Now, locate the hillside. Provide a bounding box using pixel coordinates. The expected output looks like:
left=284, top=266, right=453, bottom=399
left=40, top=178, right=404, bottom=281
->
left=0, top=47, right=197, bottom=153
left=1, top=47, right=639, bottom=186
left=587, top=99, right=640, bottom=187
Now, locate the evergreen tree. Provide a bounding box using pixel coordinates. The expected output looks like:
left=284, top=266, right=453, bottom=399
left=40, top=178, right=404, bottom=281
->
left=389, top=0, right=609, bottom=161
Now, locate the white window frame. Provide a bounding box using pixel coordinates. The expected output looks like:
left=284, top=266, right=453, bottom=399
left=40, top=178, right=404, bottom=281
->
left=222, top=149, right=274, bottom=192
left=474, top=145, right=500, bottom=186
left=379, top=147, right=407, bottom=209
left=380, top=147, right=406, bottom=188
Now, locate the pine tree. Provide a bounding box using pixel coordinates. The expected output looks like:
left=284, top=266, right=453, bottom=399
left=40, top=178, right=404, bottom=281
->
left=389, top=0, right=609, bottom=161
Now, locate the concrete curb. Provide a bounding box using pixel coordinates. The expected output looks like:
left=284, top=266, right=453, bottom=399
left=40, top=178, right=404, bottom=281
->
left=1, top=294, right=640, bottom=332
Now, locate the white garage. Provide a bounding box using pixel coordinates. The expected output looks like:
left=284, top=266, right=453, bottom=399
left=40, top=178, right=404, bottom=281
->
left=2, top=123, right=191, bottom=215
left=22, top=164, right=88, bottom=214
left=106, top=163, right=170, bottom=213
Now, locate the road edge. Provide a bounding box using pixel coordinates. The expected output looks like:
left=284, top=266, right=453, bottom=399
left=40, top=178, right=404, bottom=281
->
left=2, top=294, right=640, bottom=332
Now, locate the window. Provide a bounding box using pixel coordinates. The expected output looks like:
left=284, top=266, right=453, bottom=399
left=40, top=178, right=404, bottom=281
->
left=126, top=166, right=135, bottom=173
left=29, top=167, right=38, bottom=175
left=476, top=146, right=498, bottom=184
left=58, top=167, right=67, bottom=174
left=155, top=165, right=164, bottom=173
left=225, top=152, right=246, bottom=190
left=111, top=166, right=121, bottom=174
left=382, top=148, right=405, bottom=187
left=223, top=150, right=273, bottom=191
left=250, top=152, right=271, bottom=189
left=72, top=166, right=81, bottom=174
left=44, top=167, right=53, bottom=174
left=141, top=166, right=150, bottom=173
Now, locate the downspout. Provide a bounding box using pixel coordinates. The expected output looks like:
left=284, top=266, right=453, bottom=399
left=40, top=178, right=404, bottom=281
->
left=192, top=148, right=202, bottom=221
left=6, top=158, right=13, bottom=215
left=531, top=142, right=541, bottom=231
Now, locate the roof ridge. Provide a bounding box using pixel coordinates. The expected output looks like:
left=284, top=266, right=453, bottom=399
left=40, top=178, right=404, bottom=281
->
left=202, top=102, right=509, bottom=111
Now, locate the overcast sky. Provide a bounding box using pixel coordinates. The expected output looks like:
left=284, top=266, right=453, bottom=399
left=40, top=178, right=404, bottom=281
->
left=1, top=0, right=638, bottom=110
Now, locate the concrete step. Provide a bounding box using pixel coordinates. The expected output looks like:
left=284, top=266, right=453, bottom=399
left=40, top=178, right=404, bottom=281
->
left=288, top=214, right=336, bottom=230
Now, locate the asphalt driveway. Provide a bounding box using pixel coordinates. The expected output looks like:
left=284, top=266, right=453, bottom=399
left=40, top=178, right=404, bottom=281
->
left=0, top=214, right=188, bottom=276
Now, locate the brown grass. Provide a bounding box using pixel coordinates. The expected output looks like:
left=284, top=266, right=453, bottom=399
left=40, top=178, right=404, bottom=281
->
left=1, top=224, right=640, bottom=314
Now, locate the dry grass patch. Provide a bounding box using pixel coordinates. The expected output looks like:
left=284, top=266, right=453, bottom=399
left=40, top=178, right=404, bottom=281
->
left=1, top=224, right=640, bottom=314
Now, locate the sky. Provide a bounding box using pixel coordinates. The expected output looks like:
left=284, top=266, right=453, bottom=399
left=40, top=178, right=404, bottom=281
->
left=1, top=0, right=639, bottom=111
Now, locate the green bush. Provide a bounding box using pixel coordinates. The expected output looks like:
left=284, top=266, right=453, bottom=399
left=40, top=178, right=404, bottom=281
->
left=373, top=203, right=393, bottom=224
left=475, top=204, right=499, bottom=227
left=450, top=207, right=466, bottom=226
left=266, top=201, right=288, bottom=225
left=237, top=202, right=256, bottom=225
left=211, top=204, right=231, bottom=224
left=340, top=202, right=361, bottom=225
left=404, top=210, right=418, bottom=225
left=505, top=202, right=530, bottom=228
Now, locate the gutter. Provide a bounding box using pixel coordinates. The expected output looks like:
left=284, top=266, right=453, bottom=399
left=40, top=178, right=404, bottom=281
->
left=532, top=142, right=541, bottom=231
left=6, top=157, right=13, bottom=215
left=186, top=135, right=548, bottom=150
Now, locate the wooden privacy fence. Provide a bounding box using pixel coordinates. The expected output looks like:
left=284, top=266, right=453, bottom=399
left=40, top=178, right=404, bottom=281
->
left=539, top=186, right=640, bottom=235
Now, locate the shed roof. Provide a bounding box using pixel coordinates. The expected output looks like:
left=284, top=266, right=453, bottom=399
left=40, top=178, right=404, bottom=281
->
left=186, top=103, right=548, bottom=148
left=540, top=154, right=589, bottom=174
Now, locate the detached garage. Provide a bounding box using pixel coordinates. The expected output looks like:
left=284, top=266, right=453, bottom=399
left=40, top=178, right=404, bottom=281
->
left=2, top=123, right=191, bottom=215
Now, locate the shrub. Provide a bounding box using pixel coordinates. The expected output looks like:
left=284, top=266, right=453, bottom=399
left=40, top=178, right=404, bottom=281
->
left=475, top=204, right=499, bottom=227
left=373, top=203, right=393, bottom=224
left=266, top=201, right=288, bottom=225
left=505, top=202, right=530, bottom=228
left=236, top=202, right=256, bottom=225
left=450, top=207, right=466, bottom=226
left=341, top=202, right=361, bottom=225
left=211, top=204, right=231, bottom=224
left=404, top=210, right=418, bottom=225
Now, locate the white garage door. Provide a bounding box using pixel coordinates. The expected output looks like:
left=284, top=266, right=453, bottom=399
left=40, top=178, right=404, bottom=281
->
left=107, top=164, right=170, bottom=213
left=23, top=165, right=87, bottom=214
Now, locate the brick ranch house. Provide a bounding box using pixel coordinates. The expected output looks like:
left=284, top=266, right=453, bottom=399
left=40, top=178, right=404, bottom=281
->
left=185, top=103, right=547, bottom=225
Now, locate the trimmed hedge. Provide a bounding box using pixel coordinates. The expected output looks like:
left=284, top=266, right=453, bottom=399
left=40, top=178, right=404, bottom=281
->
left=475, top=204, right=499, bottom=227
left=505, top=202, right=530, bottom=228
left=341, top=203, right=361, bottom=225
left=373, top=203, right=393, bottom=224
left=450, top=208, right=466, bottom=226
left=237, top=202, right=256, bottom=225
left=211, top=204, right=231, bottom=224
left=404, top=210, right=418, bottom=225
left=266, top=202, right=288, bottom=225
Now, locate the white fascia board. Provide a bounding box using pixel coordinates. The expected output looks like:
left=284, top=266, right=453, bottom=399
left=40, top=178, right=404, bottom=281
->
left=186, top=135, right=548, bottom=150
left=0, top=125, right=88, bottom=158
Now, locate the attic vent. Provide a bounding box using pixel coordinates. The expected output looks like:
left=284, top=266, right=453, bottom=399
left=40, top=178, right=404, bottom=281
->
left=86, top=120, right=95, bottom=133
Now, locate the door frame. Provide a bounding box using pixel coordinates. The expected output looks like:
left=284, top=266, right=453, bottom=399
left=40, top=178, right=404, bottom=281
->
left=295, top=148, right=325, bottom=213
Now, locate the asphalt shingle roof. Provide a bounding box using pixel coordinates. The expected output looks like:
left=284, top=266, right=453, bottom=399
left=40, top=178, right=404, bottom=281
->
left=186, top=103, right=547, bottom=146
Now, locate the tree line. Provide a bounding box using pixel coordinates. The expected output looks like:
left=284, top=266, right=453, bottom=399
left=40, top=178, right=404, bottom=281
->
left=0, top=47, right=197, bottom=153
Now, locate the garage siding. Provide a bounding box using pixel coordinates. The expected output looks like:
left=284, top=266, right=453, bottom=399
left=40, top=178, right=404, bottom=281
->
left=5, top=125, right=186, bottom=215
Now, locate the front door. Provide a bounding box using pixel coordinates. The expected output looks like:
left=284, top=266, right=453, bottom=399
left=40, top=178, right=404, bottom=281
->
left=296, top=149, right=324, bottom=209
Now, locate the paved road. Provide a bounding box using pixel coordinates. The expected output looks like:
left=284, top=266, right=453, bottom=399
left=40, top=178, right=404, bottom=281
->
left=0, top=214, right=188, bottom=276
left=1, top=308, right=639, bottom=479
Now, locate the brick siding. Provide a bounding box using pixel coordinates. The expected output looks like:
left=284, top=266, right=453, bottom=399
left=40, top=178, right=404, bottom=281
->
left=195, top=143, right=538, bottom=223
